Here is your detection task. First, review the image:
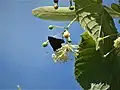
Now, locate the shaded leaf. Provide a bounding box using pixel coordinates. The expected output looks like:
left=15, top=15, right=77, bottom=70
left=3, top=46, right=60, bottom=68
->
left=104, top=6, right=120, bottom=18
left=75, top=32, right=111, bottom=89
left=74, top=32, right=120, bottom=90
left=111, top=3, right=120, bottom=13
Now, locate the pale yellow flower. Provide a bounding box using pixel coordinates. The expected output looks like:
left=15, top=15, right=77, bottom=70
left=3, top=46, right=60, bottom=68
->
left=52, top=43, right=78, bottom=62
left=114, top=37, right=120, bottom=49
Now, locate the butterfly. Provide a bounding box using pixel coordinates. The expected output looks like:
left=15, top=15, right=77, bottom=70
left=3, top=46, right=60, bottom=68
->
left=48, top=36, right=65, bottom=51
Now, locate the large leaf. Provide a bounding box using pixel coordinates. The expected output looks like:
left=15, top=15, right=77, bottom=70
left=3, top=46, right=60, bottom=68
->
left=74, top=0, right=120, bottom=90
left=32, top=5, right=120, bottom=21
left=74, top=0, right=118, bottom=55
left=74, top=32, right=120, bottom=90
left=32, top=6, right=76, bottom=21
left=75, top=32, right=110, bottom=89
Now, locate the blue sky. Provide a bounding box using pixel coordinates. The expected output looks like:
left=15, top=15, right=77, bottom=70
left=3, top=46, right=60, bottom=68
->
left=0, top=0, right=118, bottom=89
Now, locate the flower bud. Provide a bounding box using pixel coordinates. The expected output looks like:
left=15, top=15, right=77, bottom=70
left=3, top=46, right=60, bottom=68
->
left=48, top=25, right=54, bottom=30
left=54, top=3, right=58, bottom=9
left=67, top=37, right=72, bottom=43
left=42, top=41, right=48, bottom=47
left=63, top=30, right=70, bottom=38
left=69, top=6, right=74, bottom=10
left=54, top=0, right=58, bottom=3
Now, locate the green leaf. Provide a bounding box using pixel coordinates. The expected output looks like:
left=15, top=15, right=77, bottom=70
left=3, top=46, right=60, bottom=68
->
left=74, top=0, right=102, bottom=9
left=104, top=6, right=120, bottom=18
left=75, top=32, right=110, bottom=89
left=111, top=3, right=120, bottom=13
left=74, top=32, right=120, bottom=90
left=32, top=6, right=76, bottom=21
left=74, top=0, right=118, bottom=55
left=32, top=5, right=120, bottom=21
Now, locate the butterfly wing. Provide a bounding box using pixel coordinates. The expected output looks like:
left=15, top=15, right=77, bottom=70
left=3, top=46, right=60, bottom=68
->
left=48, top=36, right=65, bottom=51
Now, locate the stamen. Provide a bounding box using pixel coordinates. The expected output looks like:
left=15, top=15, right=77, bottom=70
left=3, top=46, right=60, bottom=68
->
left=52, top=43, right=78, bottom=62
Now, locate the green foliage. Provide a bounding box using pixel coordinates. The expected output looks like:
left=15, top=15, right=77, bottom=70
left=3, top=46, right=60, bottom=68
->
left=75, top=31, right=120, bottom=90
left=74, top=0, right=120, bottom=90
left=104, top=6, right=120, bottom=18
left=111, top=3, right=120, bottom=13
left=75, top=32, right=110, bottom=89
left=74, top=0, right=118, bottom=55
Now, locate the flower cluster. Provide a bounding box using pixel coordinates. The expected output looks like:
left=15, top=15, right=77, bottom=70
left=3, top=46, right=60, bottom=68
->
left=41, top=6, right=78, bottom=63
left=52, top=43, right=79, bottom=62
left=42, top=19, right=78, bottom=62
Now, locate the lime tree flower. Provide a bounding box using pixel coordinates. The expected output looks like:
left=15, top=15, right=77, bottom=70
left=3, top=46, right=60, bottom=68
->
left=52, top=43, right=79, bottom=63
left=42, top=36, right=78, bottom=62
left=41, top=12, right=78, bottom=62
left=114, top=37, right=120, bottom=56
left=114, top=37, right=120, bottom=49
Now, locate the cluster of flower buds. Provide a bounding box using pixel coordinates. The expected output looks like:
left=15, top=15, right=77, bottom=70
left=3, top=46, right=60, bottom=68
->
left=42, top=23, right=78, bottom=62
left=42, top=15, right=78, bottom=62
left=42, top=24, right=72, bottom=49
left=53, top=0, right=74, bottom=10
left=48, top=25, right=72, bottom=43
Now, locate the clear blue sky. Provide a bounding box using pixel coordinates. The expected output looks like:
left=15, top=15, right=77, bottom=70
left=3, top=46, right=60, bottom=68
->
left=0, top=0, right=118, bottom=89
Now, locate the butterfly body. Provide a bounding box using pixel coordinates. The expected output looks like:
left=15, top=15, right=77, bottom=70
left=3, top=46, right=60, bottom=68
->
left=48, top=36, right=65, bottom=51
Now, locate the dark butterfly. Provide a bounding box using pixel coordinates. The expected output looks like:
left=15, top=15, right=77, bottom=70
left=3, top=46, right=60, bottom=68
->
left=48, top=36, right=65, bottom=51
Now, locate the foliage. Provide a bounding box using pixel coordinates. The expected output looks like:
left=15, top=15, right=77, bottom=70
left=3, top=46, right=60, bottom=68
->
left=74, top=0, right=120, bottom=90
left=32, top=0, right=120, bottom=90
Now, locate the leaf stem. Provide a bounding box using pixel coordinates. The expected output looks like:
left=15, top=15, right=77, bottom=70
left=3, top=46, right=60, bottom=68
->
left=65, top=16, right=77, bottom=29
